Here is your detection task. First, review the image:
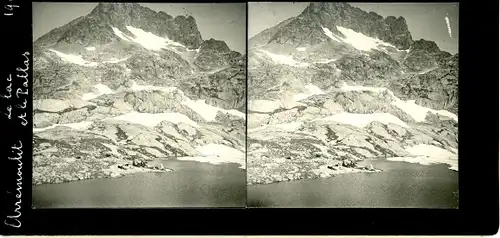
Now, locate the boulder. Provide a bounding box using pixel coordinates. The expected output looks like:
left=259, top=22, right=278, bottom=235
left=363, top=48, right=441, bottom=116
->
left=342, top=159, right=357, bottom=168
left=132, top=159, right=146, bottom=167
left=323, top=99, right=344, bottom=114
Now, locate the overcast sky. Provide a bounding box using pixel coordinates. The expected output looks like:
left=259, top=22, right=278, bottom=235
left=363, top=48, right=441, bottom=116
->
left=33, top=3, right=246, bottom=53
left=248, top=2, right=459, bottom=54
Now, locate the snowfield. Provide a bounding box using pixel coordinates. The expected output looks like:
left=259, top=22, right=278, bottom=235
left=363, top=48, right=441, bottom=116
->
left=104, top=57, right=129, bottom=63
left=293, top=84, right=325, bottom=101
left=128, top=81, right=245, bottom=121
left=321, top=25, right=398, bottom=52
left=34, top=121, right=94, bottom=132
left=177, top=143, right=245, bottom=169
left=81, top=83, right=114, bottom=101
left=248, top=99, right=282, bottom=113
left=111, top=25, right=187, bottom=51
left=79, top=81, right=245, bottom=123
left=336, top=26, right=396, bottom=52
left=314, top=58, right=337, bottom=64
left=248, top=121, right=303, bottom=133
left=49, top=49, right=98, bottom=67
left=339, top=82, right=458, bottom=122
left=339, top=82, right=387, bottom=94
left=259, top=49, right=309, bottom=67
left=392, top=99, right=458, bottom=122
left=388, top=144, right=458, bottom=171
left=317, top=112, right=409, bottom=128
left=109, top=111, right=200, bottom=128
left=130, top=81, right=176, bottom=93
left=322, top=26, right=343, bottom=43
left=182, top=99, right=245, bottom=121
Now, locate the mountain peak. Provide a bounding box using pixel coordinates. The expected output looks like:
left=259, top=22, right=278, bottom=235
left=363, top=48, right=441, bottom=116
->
left=35, top=3, right=204, bottom=49
left=303, top=2, right=349, bottom=14
left=91, top=2, right=140, bottom=15
left=257, top=2, right=413, bottom=50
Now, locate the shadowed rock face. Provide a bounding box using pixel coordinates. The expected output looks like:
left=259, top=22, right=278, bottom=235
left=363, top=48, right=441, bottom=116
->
left=194, top=39, right=243, bottom=71
left=182, top=55, right=247, bottom=111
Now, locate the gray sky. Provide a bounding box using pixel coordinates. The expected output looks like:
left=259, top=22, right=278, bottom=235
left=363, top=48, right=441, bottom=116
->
left=248, top=2, right=459, bottom=54
left=33, top=3, right=246, bottom=53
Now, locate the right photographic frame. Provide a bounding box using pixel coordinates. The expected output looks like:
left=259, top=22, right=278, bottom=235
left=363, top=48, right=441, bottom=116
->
left=246, top=2, right=459, bottom=208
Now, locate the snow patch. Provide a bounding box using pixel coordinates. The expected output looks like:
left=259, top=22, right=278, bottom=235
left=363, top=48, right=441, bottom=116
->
left=129, top=81, right=176, bottom=93
left=124, top=26, right=169, bottom=51
left=387, top=144, right=458, bottom=171
left=111, top=25, right=186, bottom=51
left=178, top=144, right=245, bottom=169
left=85, top=46, right=96, bottom=51
left=122, top=25, right=186, bottom=51
left=259, top=49, right=309, bottom=67
left=34, top=121, right=93, bottom=133
left=187, top=47, right=201, bottom=53
left=248, top=121, right=303, bottom=133
left=248, top=99, right=281, bottom=113
left=317, top=112, right=409, bottom=128
left=392, top=99, right=458, bottom=122
left=81, top=83, right=114, bottom=101
left=104, top=57, right=129, bottom=63
left=182, top=99, right=245, bottom=121
left=49, top=49, right=98, bottom=67
left=315, top=59, right=337, bottom=64
left=129, top=81, right=244, bottom=121
left=110, top=111, right=199, bottom=128
left=327, top=26, right=397, bottom=52
left=296, top=47, right=307, bottom=51
left=293, top=84, right=324, bottom=101
left=339, top=82, right=387, bottom=94
left=336, top=26, right=382, bottom=51
left=112, top=27, right=133, bottom=42
left=338, top=82, right=458, bottom=122
left=321, top=26, right=343, bottom=43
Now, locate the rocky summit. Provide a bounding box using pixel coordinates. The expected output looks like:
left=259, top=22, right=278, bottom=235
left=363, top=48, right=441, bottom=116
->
left=33, top=3, right=245, bottom=185
left=248, top=2, right=458, bottom=185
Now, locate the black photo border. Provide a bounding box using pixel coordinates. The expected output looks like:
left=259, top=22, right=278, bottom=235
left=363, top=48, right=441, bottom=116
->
left=1, top=0, right=499, bottom=235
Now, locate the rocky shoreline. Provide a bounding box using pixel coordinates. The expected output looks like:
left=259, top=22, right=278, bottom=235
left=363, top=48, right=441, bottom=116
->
left=32, top=137, right=176, bottom=186
left=33, top=156, right=173, bottom=186
left=247, top=144, right=383, bottom=185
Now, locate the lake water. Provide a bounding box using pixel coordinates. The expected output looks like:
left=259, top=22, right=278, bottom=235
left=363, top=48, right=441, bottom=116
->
left=247, top=159, right=459, bottom=208
left=33, top=160, right=246, bottom=208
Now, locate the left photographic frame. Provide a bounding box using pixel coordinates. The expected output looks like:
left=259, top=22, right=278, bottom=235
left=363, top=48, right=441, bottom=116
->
left=31, top=2, right=247, bottom=208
